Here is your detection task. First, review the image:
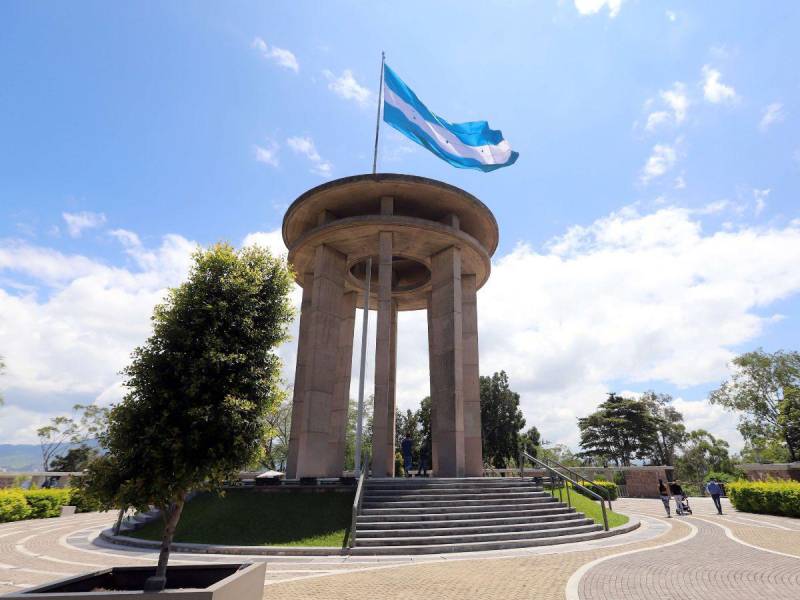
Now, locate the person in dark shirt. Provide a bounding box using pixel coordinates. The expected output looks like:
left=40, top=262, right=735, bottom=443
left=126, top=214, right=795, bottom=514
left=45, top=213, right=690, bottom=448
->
left=706, top=479, right=724, bottom=514
left=400, top=433, right=413, bottom=477
left=669, top=481, right=685, bottom=516
left=658, top=479, right=672, bottom=518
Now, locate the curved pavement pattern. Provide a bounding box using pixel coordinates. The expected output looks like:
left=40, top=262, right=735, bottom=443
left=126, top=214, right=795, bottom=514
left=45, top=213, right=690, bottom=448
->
left=0, top=497, right=796, bottom=599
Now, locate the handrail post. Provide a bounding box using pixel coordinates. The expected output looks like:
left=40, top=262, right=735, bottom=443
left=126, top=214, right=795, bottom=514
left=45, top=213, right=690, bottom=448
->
left=565, top=479, right=571, bottom=508
left=600, top=497, right=609, bottom=531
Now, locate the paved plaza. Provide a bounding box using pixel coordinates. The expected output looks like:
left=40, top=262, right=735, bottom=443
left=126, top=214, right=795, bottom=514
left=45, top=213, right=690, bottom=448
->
left=0, top=498, right=797, bottom=599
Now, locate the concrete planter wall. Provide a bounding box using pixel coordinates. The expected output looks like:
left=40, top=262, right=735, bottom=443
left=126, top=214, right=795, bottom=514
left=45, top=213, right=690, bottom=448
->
left=2, top=563, right=265, bottom=600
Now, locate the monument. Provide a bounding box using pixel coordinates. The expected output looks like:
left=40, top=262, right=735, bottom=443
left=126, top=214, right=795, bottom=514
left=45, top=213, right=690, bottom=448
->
left=283, top=173, right=498, bottom=478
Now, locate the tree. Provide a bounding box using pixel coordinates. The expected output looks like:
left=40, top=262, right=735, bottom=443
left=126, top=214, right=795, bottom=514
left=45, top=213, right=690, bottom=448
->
left=578, top=393, right=658, bottom=466
left=480, top=371, right=526, bottom=468
left=640, top=391, right=687, bottom=465
left=709, top=349, right=800, bottom=461
left=49, top=445, right=99, bottom=472
left=261, top=395, right=292, bottom=471
left=675, top=429, right=734, bottom=484
left=519, top=426, right=541, bottom=457
left=37, top=404, right=108, bottom=471
left=541, top=444, right=582, bottom=467
left=81, top=243, right=293, bottom=590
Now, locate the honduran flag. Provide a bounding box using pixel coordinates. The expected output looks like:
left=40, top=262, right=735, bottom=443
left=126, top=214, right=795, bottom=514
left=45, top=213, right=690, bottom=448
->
left=382, top=64, right=519, bottom=172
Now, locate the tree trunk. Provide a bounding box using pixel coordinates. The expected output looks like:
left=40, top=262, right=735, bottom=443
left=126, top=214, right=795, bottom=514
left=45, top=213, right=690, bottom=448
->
left=145, top=497, right=185, bottom=590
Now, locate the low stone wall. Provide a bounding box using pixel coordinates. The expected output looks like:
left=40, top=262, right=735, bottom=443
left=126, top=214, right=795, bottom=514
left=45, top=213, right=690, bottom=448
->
left=740, top=462, right=800, bottom=482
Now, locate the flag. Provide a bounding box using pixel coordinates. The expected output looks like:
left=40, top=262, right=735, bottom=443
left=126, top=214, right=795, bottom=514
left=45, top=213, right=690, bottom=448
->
left=382, top=64, right=519, bottom=172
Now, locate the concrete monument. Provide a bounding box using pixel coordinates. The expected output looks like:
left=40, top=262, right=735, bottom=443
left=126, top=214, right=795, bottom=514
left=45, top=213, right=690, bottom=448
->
left=284, top=174, right=497, bottom=478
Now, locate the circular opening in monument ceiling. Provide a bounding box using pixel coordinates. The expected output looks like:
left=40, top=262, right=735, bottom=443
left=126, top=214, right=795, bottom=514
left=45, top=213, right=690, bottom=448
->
left=349, top=256, right=431, bottom=293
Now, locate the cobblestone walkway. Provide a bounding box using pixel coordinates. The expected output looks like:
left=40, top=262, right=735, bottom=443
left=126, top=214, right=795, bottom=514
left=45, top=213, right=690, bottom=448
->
left=0, top=498, right=796, bottom=599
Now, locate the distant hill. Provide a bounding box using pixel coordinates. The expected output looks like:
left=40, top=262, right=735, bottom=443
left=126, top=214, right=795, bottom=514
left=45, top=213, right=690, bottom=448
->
left=0, top=444, right=42, bottom=472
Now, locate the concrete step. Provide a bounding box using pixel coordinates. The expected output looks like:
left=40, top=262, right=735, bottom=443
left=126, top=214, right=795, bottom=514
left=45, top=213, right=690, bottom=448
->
left=357, top=505, right=576, bottom=522
left=365, top=485, right=544, bottom=496
left=354, top=522, right=603, bottom=547
left=350, top=528, right=613, bottom=555
left=361, top=501, right=567, bottom=516
left=364, top=490, right=551, bottom=502
left=362, top=496, right=557, bottom=509
left=366, top=479, right=534, bottom=489
left=356, top=518, right=596, bottom=538
left=356, top=511, right=584, bottom=529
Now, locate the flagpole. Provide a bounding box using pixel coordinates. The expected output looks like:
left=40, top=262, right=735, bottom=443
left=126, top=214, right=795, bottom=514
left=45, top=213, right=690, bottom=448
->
left=371, top=51, right=385, bottom=174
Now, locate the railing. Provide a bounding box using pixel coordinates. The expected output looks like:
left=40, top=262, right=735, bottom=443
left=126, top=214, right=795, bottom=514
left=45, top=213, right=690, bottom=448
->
left=535, top=451, right=614, bottom=513
left=520, top=450, right=609, bottom=531
left=483, top=462, right=503, bottom=477
left=348, top=450, right=371, bottom=548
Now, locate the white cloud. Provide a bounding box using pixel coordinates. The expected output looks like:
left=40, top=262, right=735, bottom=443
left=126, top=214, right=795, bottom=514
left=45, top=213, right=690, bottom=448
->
left=640, top=142, right=677, bottom=184
left=645, top=82, right=689, bottom=132
left=574, top=0, right=623, bottom=18
left=759, top=102, right=785, bottom=132
left=665, top=10, right=677, bottom=22
left=323, top=69, right=373, bottom=108
left=287, top=135, right=333, bottom=177
left=62, top=211, right=106, bottom=238
left=753, top=188, right=769, bottom=216
left=253, top=139, right=280, bottom=167
left=702, top=65, right=736, bottom=104
left=251, top=37, right=299, bottom=72
left=5, top=208, right=800, bottom=452
left=242, top=230, right=288, bottom=259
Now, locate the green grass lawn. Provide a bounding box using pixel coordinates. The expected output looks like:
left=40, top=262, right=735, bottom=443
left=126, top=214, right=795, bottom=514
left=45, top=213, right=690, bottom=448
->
left=130, top=489, right=354, bottom=547
left=547, top=486, right=629, bottom=528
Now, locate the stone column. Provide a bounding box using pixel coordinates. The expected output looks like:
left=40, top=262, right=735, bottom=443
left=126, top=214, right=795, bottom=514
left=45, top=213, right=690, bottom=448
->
left=385, top=299, right=398, bottom=471
left=372, top=229, right=394, bottom=476
left=295, top=244, right=347, bottom=478
left=462, top=274, right=483, bottom=476
left=327, top=291, right=357, bottom=475
left=426, top=292, right=438, bottom=474
left=285, top=272, right=313, bottom=479
left=429, top=246, right=465, bottom=477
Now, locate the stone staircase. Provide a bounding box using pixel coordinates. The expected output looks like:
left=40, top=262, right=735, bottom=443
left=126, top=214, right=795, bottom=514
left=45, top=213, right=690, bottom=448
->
left=351, top=477, right=608, bottom=555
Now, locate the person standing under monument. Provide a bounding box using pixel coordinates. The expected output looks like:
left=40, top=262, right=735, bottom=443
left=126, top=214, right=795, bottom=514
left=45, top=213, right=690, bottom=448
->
left=401, top=433, right=413, bottom=477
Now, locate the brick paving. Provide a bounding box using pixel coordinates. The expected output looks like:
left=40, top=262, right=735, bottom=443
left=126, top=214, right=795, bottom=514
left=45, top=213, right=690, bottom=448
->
left=0, top=498, right=796, bottom=599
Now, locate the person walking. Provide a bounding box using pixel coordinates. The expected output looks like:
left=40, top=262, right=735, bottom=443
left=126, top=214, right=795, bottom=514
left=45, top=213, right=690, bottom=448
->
left=417, top=435, right=431, bottom=477
left=658, top=479, right=672, bottom=518
left=706, top=478, right=724, bottom=515
left=669, top=481, right=685, bottom=516
left=400, top=433, right=413, bottom=478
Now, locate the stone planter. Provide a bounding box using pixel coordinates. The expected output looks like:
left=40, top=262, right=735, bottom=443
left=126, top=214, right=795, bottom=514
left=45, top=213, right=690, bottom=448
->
left=3, top=563, right=265, bottom=600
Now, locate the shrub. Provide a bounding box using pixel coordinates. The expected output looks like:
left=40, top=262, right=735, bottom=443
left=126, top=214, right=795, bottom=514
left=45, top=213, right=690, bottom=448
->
left=575, top=479, right=618, bottom=501
left=69, top=487, right=103, bottom=513
left=0, top=490, right=31, bottom=522
left=727, top=480, right=800, bottom=518
left=23, top=489, right=71, bottom=518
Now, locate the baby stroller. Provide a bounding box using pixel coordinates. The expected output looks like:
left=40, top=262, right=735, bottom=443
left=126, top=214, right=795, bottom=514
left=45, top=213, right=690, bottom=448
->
left=679, top=495, right=692, bottom=515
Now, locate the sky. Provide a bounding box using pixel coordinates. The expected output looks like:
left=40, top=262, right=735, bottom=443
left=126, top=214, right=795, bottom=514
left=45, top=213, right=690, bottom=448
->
left=1, top=1, right=800, bottom=451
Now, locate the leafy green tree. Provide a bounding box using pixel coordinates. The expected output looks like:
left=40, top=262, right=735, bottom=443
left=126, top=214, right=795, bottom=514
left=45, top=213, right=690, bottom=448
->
left=49, top=445, right=98, bottom=472
left=395, top=408, right=422, bottom=465
left=262, top=394, right=291, bottom=470
left=81, top=243, right=293, bottom=589
left=641, top=391, right=687, bottom=465
left=578, top=393, right=658, bottom=466
left=519, top=426, right=541, bottom=457
left=675, top=429, right=734, bottom=484
left=541, top=444, right=582, bottom=467
left=709, top=349, right=800, bottom=461
left=480, top=371, right=526, bottom=468
left=37, top=404, right=108, bottom=471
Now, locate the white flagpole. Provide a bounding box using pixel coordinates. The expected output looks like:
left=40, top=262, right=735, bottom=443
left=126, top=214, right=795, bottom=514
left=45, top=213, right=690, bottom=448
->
left=371, top=51, right=386, bottom=174
left=354, top=257, right=372, bottom=478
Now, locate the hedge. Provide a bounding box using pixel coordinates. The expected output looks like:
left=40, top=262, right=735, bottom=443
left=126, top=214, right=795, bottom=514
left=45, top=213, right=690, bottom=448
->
left=727, top=480, right=800, bottom=518
left=0, top=490, right=31, bottom=522
left=575, top=479, right=618, bottom=501
left=0, top=488, right=102, bottom=522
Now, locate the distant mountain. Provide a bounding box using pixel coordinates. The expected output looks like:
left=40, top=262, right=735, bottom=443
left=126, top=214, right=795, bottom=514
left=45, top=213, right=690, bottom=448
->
left=0, top=444, right=42, bottom=472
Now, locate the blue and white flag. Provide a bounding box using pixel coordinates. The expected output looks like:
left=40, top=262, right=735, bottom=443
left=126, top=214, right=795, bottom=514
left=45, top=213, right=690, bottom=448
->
left=382, top=64, right=519, bottom=172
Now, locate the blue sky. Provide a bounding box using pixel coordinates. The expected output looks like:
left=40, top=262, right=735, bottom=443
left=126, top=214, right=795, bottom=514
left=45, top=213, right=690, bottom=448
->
left=1, top=1, right=799, bottom=449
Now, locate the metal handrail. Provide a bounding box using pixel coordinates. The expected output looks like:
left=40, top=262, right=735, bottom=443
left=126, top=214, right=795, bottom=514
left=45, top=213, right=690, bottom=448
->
left=521, top=450, right=609, bottom=531
left=348, top=450, right=371, bottom=548
left=539, top=453, right=614, bottom=512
